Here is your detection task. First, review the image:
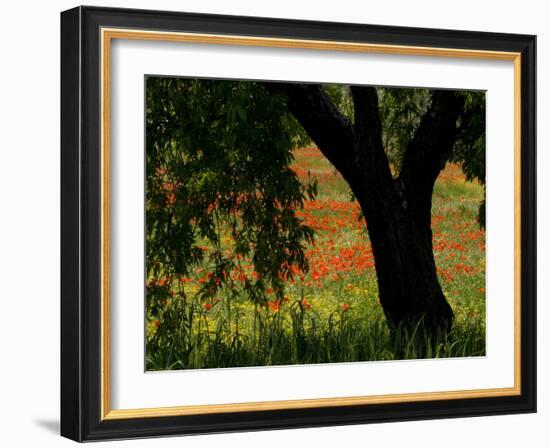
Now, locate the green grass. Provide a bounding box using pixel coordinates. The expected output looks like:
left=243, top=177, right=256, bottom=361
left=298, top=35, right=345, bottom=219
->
left=146, top=147, right=486, bottom=370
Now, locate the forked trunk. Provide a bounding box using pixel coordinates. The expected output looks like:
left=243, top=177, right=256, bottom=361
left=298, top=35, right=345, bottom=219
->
left=268, top=83, right=462, bottom=339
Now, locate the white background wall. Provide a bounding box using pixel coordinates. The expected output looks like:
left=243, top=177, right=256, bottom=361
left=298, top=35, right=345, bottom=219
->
left=0, top=0, right=546, bottom=446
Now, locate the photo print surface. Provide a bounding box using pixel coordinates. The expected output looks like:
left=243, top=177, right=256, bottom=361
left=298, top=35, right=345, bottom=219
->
left=144, top=77, right=486, bottom=371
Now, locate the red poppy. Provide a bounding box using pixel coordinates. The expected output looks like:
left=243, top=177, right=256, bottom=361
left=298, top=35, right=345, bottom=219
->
left=267, top=300, right=281, bottom=312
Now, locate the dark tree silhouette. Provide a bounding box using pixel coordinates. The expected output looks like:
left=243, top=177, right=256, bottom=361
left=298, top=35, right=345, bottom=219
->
left=267, top=84, right=468, bottom=334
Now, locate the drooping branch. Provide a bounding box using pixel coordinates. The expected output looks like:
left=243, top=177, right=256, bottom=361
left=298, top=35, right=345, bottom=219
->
left=264, top=83, right=357, bottom=182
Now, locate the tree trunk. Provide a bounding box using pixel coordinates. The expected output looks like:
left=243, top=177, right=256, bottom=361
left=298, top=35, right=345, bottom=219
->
left=347, top=86, right=457, bottom=336
left=266, top=83, right=463, bottom=337
left=355, top=191, right=453, bottom=335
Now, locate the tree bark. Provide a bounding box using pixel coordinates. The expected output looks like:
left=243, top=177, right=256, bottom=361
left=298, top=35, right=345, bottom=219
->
left=267, top=83, right=463, bottom=336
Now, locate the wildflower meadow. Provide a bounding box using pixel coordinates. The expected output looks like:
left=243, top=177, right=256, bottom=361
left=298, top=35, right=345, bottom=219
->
left=146, top=145, right=485, bottom=370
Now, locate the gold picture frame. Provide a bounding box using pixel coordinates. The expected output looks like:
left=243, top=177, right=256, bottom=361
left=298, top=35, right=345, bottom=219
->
left=61, top=6, right=536, bottom=442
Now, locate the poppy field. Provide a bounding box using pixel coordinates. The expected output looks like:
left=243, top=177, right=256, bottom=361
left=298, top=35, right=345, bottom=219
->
left=145, top=146, right=486, bottom=371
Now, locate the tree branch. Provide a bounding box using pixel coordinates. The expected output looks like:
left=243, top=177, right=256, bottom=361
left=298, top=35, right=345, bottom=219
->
left=264, top=83, right=357, bottom=181
left=350, top=86, right=395, bottom=195
left=399, top=90, right=464, bottom=224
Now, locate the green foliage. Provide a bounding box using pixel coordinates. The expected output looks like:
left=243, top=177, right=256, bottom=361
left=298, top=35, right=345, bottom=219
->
left=322, top=84, right=354, bottom=122
left=451, top=91, right=486, bottom=228
left=452, top=92, right=486, bottom=181
left=378, top=87, right=431, bottom=170
left=146, top=78, right=317, bottom=356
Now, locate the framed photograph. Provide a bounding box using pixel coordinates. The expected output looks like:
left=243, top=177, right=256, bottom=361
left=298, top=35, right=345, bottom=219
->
left=60, top=6, right=536, bottom=442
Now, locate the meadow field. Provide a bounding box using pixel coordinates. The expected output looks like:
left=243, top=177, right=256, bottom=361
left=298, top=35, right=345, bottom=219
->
left=145, top=146, right=486, bottom=371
